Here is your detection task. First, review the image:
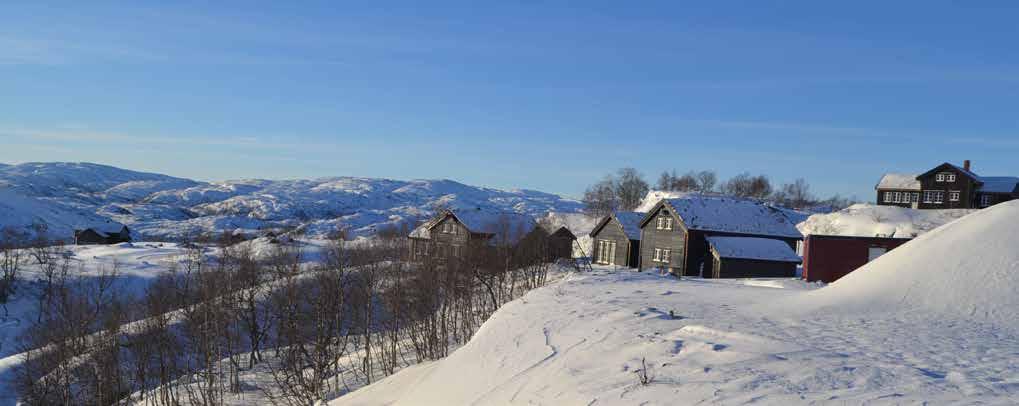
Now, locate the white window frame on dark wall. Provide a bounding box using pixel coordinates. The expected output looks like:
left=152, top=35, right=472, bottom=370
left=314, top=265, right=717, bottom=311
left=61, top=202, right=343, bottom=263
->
left=981, top=194, right=992, bottom=207
left=949, top=190, right=960, bottom=202
left=884, top=192, right=893, bottom=203
left=946, top=173, right=956, bottom=182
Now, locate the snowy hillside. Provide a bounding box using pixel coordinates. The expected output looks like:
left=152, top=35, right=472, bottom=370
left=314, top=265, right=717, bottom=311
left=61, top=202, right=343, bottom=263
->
left=797, top=203, right=975, bottom=238
left=789, top=199, right=1019, bottom=326
left=0, top=162, right=583, bottom=240
left=333, top=202, right=1019, bottom=405
left=334, top=267, right=1019, bottom=404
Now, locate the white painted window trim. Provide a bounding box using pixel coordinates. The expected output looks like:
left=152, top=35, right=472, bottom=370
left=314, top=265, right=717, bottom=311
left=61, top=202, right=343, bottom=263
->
left=949, top=190, right=960, bottom=202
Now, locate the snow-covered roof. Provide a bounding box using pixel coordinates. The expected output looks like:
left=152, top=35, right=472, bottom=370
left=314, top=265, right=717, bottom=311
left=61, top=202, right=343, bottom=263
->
left=408, top=217, right=441, bottom=239
left=613, top=211, right=644, bottom=240
left=409, top=209, right=538, bottom=245
left=654, top=196, right=803, bottom=239
left=977, top=176, right=1019, bottom=194
left=81, top=222, right=128, bottom=237
left=707, top=236, right=801, bottom=262
left=875, top=173, right=920, bottom=190
left=796, top=203, right=975, bottom=238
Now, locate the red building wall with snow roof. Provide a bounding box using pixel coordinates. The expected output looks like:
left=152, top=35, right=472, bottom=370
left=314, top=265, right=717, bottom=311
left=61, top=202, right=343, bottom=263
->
left=802, top=235, right=911, bottom=283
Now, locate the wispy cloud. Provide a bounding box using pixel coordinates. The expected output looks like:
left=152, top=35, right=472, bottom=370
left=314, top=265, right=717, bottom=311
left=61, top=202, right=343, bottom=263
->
left=0, top=127, right=326, bottom=152
left=0, top=36, right=167, bottom=66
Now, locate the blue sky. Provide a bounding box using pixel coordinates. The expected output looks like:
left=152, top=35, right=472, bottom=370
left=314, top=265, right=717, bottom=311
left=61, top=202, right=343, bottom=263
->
left=3, top=1, right=1019, bottom=199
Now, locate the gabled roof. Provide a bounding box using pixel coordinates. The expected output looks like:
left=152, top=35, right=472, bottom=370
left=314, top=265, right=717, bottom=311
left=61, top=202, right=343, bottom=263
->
left=641, top=196, right=803, bottom=239
left=875, top=173, right=920, bottom=191
left=78, top=222, right=128, bottom=238
left=540, top=223, right=577, bottom=239
left=588, top=211, right=643, bottom=240
left=707, top=236, right=801, bottom=263
left=408, top=208, right=538, bottom=245
left=918, top=162, right=980, bottom=181
left=977, top=176, right=1019, bottom=194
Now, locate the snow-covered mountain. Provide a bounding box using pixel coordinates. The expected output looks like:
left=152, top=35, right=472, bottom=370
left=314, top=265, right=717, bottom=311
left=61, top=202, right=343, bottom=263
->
left=0, top=162, right=584, bottom=241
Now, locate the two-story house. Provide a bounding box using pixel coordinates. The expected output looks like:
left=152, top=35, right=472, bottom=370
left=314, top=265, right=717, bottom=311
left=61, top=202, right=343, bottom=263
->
left=407, top=208, right=539, bottom=262
left=638, top=196, right=803, bottom=278
left=876, top=161, right=1019, bottom=209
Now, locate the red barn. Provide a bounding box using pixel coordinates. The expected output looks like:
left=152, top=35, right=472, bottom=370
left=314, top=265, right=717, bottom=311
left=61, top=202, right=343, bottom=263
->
left=801, top=235, right=911, bottom=283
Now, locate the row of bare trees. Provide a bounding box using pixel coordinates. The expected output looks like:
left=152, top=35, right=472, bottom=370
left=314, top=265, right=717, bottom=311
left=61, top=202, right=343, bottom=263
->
left=14, top=224, right=558, bottom=405
left=584, top=168, right=858, bottom=215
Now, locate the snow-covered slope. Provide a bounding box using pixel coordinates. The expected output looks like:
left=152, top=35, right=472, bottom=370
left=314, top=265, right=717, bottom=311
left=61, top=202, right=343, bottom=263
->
left=789, top=199, right=1019, bottom=326
left=0, top=162, right=583, bottom=240
left=333, top=266, right=1019, bottom=405
left=797, top=203, right=975, bottom=238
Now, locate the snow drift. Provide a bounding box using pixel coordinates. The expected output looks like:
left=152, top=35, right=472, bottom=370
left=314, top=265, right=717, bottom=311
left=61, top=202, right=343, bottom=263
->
left=797, top=203, right=975, bottom=238
left=790, top=200, right=1019, bottom=327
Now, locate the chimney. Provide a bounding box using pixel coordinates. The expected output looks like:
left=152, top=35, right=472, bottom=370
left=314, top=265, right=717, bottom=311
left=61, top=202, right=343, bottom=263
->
left=964, top=160, right=971, bottom=171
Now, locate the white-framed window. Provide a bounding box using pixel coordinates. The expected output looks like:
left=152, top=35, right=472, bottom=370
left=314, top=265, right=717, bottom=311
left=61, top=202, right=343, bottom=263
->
left=656, top=216, right=672, bottom=230
left=893, top=191, right=902, bottom=203
left=981, top=194, right=993, bottom=207
left=949, top=190, right=960, bottom=202
left=901, top=192, right=911, bottom=203
left=884, top=192, right=893, bottom=203
left=922, top=190, right=944, bottom=203
left=946, top=173, right=956, bottom=182
left=912, top=192, right=920, bottom=203
left=597, top=240, right=617, bottom=264
left=652, top=248, right=670, bottom=263
left=936, top=173, right=946, bottom=182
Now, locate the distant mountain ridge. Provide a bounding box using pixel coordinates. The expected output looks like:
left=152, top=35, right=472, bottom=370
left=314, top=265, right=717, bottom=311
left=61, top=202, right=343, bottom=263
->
left=0, top=162, right=584, bottom=241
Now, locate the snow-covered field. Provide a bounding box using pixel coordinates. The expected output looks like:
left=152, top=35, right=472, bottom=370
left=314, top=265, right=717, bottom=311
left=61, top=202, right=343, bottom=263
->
left=334, top=201, right=1019, bottom=405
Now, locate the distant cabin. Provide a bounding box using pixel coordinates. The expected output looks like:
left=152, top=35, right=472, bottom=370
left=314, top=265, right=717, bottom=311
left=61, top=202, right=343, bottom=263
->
left=407, top=209, right=539, bottom=262
left=876, top=160, right=1019, bottom=209
left=588, top=211, right=643, bottom=268
left=638, top=196, right=802, bottom=278
left=539, top=224, right=577, bottom=261
left=74, top=224, right=131, bottom=245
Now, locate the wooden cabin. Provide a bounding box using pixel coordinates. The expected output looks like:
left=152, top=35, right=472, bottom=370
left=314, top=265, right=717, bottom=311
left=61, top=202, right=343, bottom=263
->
left=588, top=211, right=643, bottom=268
left=638, top=196, right=802, bottom=278
left=876, top=160, right=1019, bottom=209
left=801, top=234, right=912, bottom=283
left=74, top=223, right=131, bottom=245
left=706, top=236, right=801, bottom=278
left=539, top=224, right=577, bottom=261
left=407, top=208, right=539, bottom=262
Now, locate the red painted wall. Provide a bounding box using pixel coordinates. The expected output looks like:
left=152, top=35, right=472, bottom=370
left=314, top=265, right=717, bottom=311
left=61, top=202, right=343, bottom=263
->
left=802, top=235, right=911, bottom=283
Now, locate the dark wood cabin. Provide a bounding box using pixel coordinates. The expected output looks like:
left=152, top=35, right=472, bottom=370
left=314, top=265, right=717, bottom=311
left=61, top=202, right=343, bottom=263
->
left=876, top=160, right=1019, bottom=209
left=706, top=236, right=800, bottom=278
left=638, top=196, right=802, bottom=278
left=588, top=211, right=643, bottom=268
left=407, top=209, right=539, bottom=262
left=540, top=224, right=577, bottom=261
left=74, top=224, right=131, bottom=245
left=801, top=234, right=911, bottom=283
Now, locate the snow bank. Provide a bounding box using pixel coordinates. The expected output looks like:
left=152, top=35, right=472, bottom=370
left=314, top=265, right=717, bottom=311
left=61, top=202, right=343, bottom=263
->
left=797, top=203, right=975, bottom=238
left=788, top=200, right=1019, bottom=327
